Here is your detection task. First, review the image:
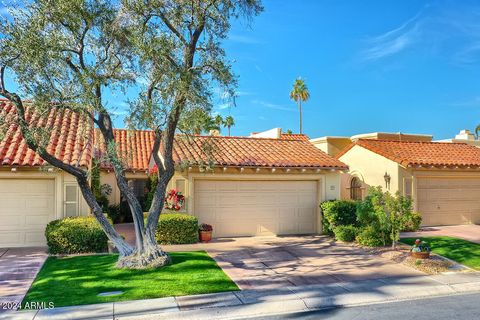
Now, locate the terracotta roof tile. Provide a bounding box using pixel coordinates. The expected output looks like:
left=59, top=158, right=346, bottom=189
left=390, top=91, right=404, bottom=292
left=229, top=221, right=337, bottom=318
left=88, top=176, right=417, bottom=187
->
left=0, top=99, right=93, bottom=167
left=338, top=139, right=480, bottom=168
left=279, top=133, right=310, bottom=141
left=171, top=135, right=347, bottom=169
left=95, top=129, right=155, bottom=172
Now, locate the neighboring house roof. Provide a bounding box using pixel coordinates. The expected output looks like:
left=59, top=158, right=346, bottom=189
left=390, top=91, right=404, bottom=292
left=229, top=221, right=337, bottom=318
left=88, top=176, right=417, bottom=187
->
left=337, top=139, right=480, bottom=168
left=95, top=129, right=155, bottom=172
left=172, top=135, right=348, bottom=169
left=279, top=133, right=310, bottom=141
left=0, top=99, right=93, bottom=167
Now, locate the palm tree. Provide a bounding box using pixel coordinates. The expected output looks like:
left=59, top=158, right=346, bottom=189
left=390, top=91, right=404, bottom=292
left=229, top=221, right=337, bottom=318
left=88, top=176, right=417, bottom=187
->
left=214, top=114, right=224, bottom=132
left=223, top=115, right=235, bottom=136
left=289, top=77, right=310, bottom=134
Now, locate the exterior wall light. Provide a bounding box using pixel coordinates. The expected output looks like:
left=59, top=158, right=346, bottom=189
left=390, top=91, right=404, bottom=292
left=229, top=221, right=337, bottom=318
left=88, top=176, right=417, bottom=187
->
left=384, top=172, right=391, bottom=189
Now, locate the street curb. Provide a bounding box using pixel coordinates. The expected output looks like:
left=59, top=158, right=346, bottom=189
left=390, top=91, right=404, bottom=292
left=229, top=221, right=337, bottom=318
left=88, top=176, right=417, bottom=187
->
left=2, top=274, right=480, bottom=320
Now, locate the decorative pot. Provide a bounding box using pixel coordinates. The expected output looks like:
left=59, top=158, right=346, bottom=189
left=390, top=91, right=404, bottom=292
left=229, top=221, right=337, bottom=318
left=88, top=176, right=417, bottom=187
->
left=410, top=251, right=430, bottom=259
left=107, top=240, right=119, bottom=254
left=199, top=231, right=212, bottom=243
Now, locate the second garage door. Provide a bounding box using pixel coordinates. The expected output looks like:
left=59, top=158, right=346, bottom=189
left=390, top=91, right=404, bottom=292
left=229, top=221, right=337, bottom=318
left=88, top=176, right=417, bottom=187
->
left=0, top=179, right=55, bottom=247
left=417, top=177, right=480, bottom=226
left=194, top=180, right=319, bottom=237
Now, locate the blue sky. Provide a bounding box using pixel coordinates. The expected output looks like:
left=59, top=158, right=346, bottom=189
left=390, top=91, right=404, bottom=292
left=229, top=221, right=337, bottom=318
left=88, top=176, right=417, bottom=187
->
left=216, top=0, right=480, bottom=139
left=2, top=0, right=480, bottom=140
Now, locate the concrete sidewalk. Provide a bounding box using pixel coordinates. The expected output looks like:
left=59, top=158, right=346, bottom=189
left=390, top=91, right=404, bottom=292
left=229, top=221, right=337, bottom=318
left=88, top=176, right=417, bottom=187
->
left=2, top=272, right=480, bottom=320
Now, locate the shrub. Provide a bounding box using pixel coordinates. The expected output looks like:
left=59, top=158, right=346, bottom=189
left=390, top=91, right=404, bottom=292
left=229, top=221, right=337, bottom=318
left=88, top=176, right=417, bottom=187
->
left=333, top=225, right=357, bottom=242
left=356, top=225, right=389, bottom=247
left=320, top=200, right=358, bottom=234
left=401, top=211, right=422, bottom=232
left=45, top=216, right=108, bottom=254
left=155, top=213, right=199, bottom=244
left=199, top=223, right=213, bottom=232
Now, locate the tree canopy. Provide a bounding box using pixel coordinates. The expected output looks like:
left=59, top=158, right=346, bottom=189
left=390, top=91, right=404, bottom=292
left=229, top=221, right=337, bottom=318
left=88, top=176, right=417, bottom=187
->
left=0, top=0, right=262, bottom=268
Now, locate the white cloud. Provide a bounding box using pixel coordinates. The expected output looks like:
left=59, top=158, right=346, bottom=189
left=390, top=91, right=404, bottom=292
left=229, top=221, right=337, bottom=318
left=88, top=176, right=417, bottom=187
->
left=360, top=11, right=422, bottom=61
left=228, top=34, right=261, bottom=44
left=251, top=99, right=296, bottom=112
left=449, top=96, right=480, bottom=108
left=358, top=4, right=480, bottom=64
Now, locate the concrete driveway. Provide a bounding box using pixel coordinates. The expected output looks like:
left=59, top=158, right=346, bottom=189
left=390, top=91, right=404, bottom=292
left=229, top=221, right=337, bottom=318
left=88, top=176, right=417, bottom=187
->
left=161, top=236, right=424, bottom=290
left=402, top=225, right=480, bottom=244
left=0, top=247, right=47, bottom=312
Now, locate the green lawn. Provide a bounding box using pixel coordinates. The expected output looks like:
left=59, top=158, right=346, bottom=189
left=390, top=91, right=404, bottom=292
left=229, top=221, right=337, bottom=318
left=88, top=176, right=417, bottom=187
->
left=23, top=251, right=238, bottom=307
left=401, top=236, right=480, bottom=270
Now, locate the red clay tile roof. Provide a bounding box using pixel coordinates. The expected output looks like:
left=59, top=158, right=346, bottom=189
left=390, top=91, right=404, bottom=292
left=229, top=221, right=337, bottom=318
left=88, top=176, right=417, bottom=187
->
left=172, top=135, right=347, bottom=169
left=0, top=98, right=345, bottom=170
left=337, top=139, right=480, bottom=168
left=279, top=133, right=310, bottom=141
left=0, top=99, right=93, bottom=167
left=95, top=129, right=155, bottom=172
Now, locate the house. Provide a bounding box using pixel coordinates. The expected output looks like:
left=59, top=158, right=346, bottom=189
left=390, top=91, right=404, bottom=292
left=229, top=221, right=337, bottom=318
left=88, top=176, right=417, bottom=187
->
left=334, top=137, right=480, bottom=226
left=0, top=101, right=92, bottom=247
left=436, top=129, right=480, bottom=147
left=0, top=100, right=347, bottom=247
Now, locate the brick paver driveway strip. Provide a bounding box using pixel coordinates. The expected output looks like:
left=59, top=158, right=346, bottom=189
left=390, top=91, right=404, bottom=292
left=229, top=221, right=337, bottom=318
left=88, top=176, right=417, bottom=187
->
left=0, top=247, right=47, bottom=313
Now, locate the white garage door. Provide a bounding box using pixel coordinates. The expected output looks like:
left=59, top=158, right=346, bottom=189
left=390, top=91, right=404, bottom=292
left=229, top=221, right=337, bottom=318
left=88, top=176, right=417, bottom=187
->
left=194, top=180, right=319, bottom=237
left=417, top=177, right=480, bottom=226
left=0, top=179, right=55, bottom=247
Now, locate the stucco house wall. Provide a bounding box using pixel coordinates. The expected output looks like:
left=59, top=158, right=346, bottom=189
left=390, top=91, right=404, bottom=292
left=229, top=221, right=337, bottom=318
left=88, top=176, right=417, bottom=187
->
left=338, top=145, right=403, bottom=198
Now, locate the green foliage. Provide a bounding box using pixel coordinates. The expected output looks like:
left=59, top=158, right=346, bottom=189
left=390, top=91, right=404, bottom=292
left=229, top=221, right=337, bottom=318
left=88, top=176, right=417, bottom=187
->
left=333, top=225, right=358, bottom=242
left=356, top=225, right=389, bottom=247
left=356, top=186, right=421, bottom=248
left=155, top=214, right=199, bottom=245
left=289, top=78, right=310, bottom=103
left=400, top=211, right=422, bottom=232
left=45, top=217, right=108, bottom=254
left=320, top=200, right=358, bottom=234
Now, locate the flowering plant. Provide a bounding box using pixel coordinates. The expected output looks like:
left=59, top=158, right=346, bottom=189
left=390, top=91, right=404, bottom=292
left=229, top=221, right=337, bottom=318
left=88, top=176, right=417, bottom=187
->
left=199, top=223, right=213, bottom=232
left=411, top=239, right=431, bottom=253
left=164, top=189, right=185, bottom=211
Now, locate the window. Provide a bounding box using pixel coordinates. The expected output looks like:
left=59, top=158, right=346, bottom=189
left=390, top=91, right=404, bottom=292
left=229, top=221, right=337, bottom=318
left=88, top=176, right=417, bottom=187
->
left=127, top=179, right=149, bottom=205
left=64, top=184, right=79, bottom=217
left=350, top=177, right=362, bottom=201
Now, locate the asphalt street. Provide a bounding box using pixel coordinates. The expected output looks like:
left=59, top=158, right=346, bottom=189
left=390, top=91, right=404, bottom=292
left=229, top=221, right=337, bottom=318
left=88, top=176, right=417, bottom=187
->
left=241, top=293, right=480, bottom=320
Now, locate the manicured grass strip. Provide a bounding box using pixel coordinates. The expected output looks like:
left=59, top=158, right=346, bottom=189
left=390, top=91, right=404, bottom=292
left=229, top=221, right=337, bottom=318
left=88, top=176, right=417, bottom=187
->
left=23, top=251, right=238, bottom=308
left=401, top=236, right=480, bottom=270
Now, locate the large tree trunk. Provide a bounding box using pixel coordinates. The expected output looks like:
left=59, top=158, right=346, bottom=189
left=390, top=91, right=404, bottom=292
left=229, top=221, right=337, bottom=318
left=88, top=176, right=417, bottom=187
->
left=97, top=114, right=171, bottom=269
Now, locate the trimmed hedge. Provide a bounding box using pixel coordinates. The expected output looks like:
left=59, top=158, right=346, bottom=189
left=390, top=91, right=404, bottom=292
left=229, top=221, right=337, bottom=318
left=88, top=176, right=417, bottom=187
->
left=45, top=216, right=108, bottom=254
left=155, top=213, right=199, bottom=245
left=333, top=225, right=357, bottom=242
left=320, top=200, right=358, bottom=234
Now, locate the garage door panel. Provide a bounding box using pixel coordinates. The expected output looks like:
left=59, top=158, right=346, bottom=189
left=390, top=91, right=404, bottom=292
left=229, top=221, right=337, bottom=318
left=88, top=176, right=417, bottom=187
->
left=417, top=177, right=480, bottom=226
left=0, top=179, right=55, bottom=247
left=195, top=180, right=319, bottom=237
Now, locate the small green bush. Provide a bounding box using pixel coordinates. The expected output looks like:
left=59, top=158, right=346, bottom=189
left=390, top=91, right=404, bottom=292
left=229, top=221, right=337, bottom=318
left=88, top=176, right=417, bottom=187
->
left=45, top=216, right=108, bottom=254
left=320, top=200, right=358, bottom=234
left=333, top=225, right=357, bottom=242
left=356, top=225, right=390, bottom=247
left=400, top=211, right=422, bottom=232
left=155, top=213, right=199, bottom=244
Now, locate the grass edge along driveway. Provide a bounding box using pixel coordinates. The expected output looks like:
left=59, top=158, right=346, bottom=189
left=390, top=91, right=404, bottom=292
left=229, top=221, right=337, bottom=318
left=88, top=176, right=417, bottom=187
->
left=401, top=236, right=480, bottom=270
left=23, top=251, right=239, bottom=308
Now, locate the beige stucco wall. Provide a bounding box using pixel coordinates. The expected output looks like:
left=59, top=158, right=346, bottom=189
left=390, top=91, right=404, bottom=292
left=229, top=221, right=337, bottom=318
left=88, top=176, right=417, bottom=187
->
left=338, top=145, right=406, bottom=199
left=0, top=169, right=90, bottom=219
